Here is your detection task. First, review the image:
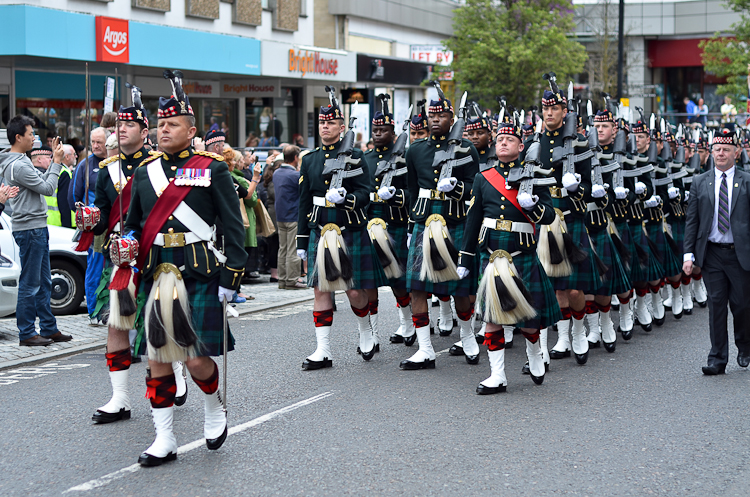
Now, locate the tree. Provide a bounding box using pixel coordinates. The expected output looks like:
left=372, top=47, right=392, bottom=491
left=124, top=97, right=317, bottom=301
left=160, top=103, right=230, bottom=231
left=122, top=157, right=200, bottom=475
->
left=444, top=0, right=587, bottom=110
left=700, top=0, right=750, bottom=100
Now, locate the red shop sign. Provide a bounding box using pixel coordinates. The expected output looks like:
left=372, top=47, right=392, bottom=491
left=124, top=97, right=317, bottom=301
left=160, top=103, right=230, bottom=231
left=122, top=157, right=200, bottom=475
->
left=96, top=16, right=129, bottom=63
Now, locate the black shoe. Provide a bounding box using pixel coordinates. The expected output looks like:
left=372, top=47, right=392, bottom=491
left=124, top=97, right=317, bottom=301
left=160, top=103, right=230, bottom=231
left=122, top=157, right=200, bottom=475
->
left=640, top=322, right=652, bottom=332
left=390, top=334, right=405, bottom=344
left=697, top=300, right=707, bottom=308
left=603, top=341, right=616, bottom=353
left=430, top=327, right=435, bottom=335
left=438, top=327, right=453, bottom=337
left=399, top=358, right=435, bottom=370
left=521, top=362, right=530, bottom=375
left=138, top=451, right=177, bottom=467
left=654, top=317, right=665, bottom=326
left=448, top=344, right=464, bottom=356
left=302, top=357, right=333, bottom=370
left=684, top=308, right=693, bottom=315
left=356, top=343, right=380, bottom=355
left=574, top=352, right=588, bottom=365
left=738, top=354, right=750, bottom=368
left=530, top=372, right=545, bottom=385
left=403, top=334, right=416, bottom=346
left=476, top=383, right=506, bottom=395
left=588, top=339, right=601, bottom=349
left=174, top=385, right=188, bottom=407
left=360, top=344, right=379, bottom=361
left=19, top=335, right=53, bottom=346
left=475, top=335, right=485, bottom=345
left=702, top=364, right=726, bottom=375
left=549, top=349, right=571, bottom=359
left=206, top=424, right=228, bottom=450
left=92, top=408, right=131, bottom=424
left=505, top=340, right=513, bottom=349
left=619, top=326, right=633, bottom=341
left=673, top=311, right=683, bottom=320
left=465, top=354, right=479, bottom=365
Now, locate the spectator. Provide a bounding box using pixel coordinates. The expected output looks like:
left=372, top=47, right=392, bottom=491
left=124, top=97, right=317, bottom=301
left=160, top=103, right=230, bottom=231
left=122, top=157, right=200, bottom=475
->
left=259, top=128, right=279, bottom=147
left=245, top=131, right=259, bottom=148
left=45, top=132, right=57, bottom=148
left=30, top=145, right=74, bottom=228
left=697, top=98, right=709, bottom=127
left=100, top=112, right=117, bottom=133
left=204, top=129, right=226, bottom=155
left=68, top=126, right=108, bottom=324
left=208, top=116, right=220, bottom=133
left=62, top=144, right=78, bottom=169
left=721, top=96, right=737, bottom=124
left=354, top=132, right=364, bottom=150
left=221, top=121, right=229, bottom=135
left=366, top=140, right=374, bottom=150
left=684, top=97, right=699, bottom=123
left=0, top=184, right=19, bottom=217
left=263, top=155, right=282, bottom=282
left=292, top=133, right=305, bottom=148
left=0, top=115, right=73, bottom=346
left=105, top=133, right=119, bottom=157
left=274, top=145, right=305, bottom=290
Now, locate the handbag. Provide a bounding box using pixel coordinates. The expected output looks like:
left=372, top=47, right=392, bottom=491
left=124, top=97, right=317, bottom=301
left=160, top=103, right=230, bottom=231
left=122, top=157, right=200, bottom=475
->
left=239, top=198, right=250, bottom=228
left=254, top=201, right=276, bottom=237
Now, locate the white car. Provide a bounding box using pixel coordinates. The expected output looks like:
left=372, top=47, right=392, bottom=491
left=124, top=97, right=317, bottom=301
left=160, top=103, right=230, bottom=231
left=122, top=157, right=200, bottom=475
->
left=0, top=212, right=88, bottom=315
left=0, top=252, right=21, bottom=317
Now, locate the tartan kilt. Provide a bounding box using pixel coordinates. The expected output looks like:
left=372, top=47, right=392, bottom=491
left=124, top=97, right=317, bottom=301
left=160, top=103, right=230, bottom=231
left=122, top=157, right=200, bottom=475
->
left=549, top=213, right=601, bottom=294
left=92, top=262, right=112, bottom=321
left=133, top=246, right=234, bottom=358
left=384, top=222, right=409, bottom=290
left=589, top=227, right=631, bottom=296
left=667, top=217, right=686, bottom=254
left=646, top=221, right=682, bottom=277
left=626, top=221, right=664, bottom=282
left=307, top=226, right=388, bottom=290
left=478, top=230, right=561, bottom=329
left=406, top=205, right=475, bottom=297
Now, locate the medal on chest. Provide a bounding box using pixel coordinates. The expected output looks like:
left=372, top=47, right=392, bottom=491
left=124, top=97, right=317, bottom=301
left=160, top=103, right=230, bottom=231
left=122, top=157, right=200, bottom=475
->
left=175, top=168, right=211, bottom=187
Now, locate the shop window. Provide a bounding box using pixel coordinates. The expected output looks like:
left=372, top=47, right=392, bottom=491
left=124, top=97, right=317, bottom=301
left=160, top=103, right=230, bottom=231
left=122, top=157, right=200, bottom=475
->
left=200, top=99, right=238, bottom=145
left=0, top=95, right=9, bottom=128
left=15, top=98, right=104, bottom=146
left=245, top=88, right=301, bottom=148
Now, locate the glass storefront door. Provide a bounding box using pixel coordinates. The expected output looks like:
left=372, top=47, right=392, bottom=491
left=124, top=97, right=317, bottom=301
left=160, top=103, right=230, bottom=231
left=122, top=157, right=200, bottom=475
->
left=245, top=88, right=301, bottom=148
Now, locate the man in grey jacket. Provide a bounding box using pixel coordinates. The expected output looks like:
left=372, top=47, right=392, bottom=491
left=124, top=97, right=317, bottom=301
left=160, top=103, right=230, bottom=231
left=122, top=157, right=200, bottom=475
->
left=0, top=115, right=73, bottom=346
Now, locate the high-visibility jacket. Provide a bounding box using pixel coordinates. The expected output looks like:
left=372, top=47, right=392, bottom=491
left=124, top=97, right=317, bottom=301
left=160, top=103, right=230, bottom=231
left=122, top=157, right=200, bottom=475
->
left=46, top=165, right=74, bottom=226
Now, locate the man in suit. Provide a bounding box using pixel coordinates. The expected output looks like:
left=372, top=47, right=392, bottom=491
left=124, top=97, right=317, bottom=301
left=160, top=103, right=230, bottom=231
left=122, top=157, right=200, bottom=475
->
left=683, top=127, right=750, bottom=375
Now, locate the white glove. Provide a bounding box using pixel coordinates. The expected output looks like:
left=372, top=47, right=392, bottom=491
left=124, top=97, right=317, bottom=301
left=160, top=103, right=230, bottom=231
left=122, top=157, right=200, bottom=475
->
left=218, top=286, right=234, bottom=303
left=457, top=266, right=470, bottom=280
left=436, top=177, right=457, bottom=192
left=684, top=191, right=690, bottom=201
left=592, top=184, right=607, bottom=198
left=325, top=187, right=347, bottom=204
left=614, top=186, right=628, bottom=199
left=517, top=192, right=539, bottom=209
left=635, top=181, right=647, bottom=195
left=297, top=249, right=307, bottom=261
left=377, top=186, right=396, bottom=200
left=406, top=233, right=412, bottom=249
left=644, top=195, right=659, bottom=208
left=668, top=186, right=679, bottom=199
left=562, top=172, right=581, bottom=192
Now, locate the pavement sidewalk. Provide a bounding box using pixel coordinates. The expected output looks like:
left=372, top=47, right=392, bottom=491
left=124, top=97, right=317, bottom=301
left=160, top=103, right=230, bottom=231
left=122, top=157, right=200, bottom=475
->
left=0, top=279, right=315, bottom=370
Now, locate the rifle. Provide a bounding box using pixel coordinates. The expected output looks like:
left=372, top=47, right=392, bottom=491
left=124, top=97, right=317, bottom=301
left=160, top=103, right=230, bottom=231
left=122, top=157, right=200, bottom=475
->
left=551, top=82, right=593, bottom=174
left=507, top=121, right=556, bottom=195
left=587, top=110, right=619, bottom=187
left=322, top=104, right=363, bottom=194
left=432, top=91, right=473, bottom=181
left=374, top=105, right=411, bottom=189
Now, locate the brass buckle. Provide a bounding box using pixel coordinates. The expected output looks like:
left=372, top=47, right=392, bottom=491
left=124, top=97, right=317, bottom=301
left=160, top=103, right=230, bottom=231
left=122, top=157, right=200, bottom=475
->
left=163, top=232, right=186, bottom=248
left=373, top=192, right=383, bottom=203
left=549, top=186, right=562, bottom=198
left=325, top=199, right=335, bottom=208
left=430, top=190, right=446, bottom=200
left=495, top=220, right=512, bottom=231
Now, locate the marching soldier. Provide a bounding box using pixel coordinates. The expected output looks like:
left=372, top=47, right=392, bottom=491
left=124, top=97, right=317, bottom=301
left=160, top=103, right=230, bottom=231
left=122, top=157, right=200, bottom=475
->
left=401, top=83, right=480, bottom=369
left=296, top=87, right=386, bottom=370
left=362, top=94, right=414, bottom=346
left=534, top=74, right=599, bottom=366
left=90, top=85, right=188, bottom=425
left=124, top=70, right=246, bottom=465
left=457, top=115, right=560, bottom=393
left=409, top=99, right=430, bottom=142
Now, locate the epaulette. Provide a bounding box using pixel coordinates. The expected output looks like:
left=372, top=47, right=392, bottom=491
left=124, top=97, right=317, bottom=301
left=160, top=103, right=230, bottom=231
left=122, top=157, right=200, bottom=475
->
left=194, top=150, right=226, bottom=161
left=138, top=151, right=163, bottom=168
left=99, top=155, right=119, bottom=169
left=148, top=150, right=161, bottom=156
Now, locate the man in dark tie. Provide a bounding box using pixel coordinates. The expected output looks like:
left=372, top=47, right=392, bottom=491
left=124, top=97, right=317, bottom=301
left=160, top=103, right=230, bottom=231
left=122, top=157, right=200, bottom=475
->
left=683, top=127, right=750, bottom=375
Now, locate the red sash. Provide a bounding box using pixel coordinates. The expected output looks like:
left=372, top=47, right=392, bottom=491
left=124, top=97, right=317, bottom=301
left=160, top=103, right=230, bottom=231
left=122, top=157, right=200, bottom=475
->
left=135, top=154, right=213, bottom=271
left=481, top=168, right=536, bottom=235
left=107, top=179, right=133, bottom=233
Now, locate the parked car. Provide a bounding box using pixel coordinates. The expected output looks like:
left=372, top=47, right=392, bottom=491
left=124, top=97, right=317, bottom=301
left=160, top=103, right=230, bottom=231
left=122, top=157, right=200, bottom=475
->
left=0, top=253, right=21, bottom=317
left=0, top=212, right=88, bottom=315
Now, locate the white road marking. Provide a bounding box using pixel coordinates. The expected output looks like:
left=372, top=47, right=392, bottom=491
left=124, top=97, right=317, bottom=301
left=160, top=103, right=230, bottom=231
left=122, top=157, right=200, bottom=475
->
left=0, top=363, right=90, bottom=386
left=63, top=391, right=335, bottom=493
left=434, top=348, right=451, bottom=357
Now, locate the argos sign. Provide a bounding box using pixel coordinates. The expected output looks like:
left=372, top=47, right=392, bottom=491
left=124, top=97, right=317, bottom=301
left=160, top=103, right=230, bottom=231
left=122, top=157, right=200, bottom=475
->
left=96, top=16, right=129, bottom=63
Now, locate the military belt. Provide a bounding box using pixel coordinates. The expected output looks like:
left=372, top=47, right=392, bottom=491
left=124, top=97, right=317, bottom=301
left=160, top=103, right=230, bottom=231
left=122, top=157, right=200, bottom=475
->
left=418, top=188, right=447, bottom=201
left=153, top=231, right=204, bottom=248
left=549, top=186, right=568, bottom=199
left=369, top=192, right=385, bottom=203
left=482, top=218, right=534, bottom=234
left=312, top=196, right=338, bottom=208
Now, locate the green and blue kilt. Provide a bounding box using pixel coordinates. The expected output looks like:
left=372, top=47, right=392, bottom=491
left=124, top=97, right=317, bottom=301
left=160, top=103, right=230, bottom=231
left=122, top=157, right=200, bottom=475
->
left=589, top=227, right=631, bottom=296
left=625, top=221, right=664, bottom=282
left=550, top=212, right=600, bottom=294
left=667, top=216, right=686, bottom=254
left=307, top=227, right=388, bottom=290
left=477, top=230, right=561, bottom=329
left=406, top=204, right=475, bottom=297
left=92, top=262, right=112, bottom=321
left=646, top=221, right=682, bottom=277
left=133, top=247, right=235, bottom=358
